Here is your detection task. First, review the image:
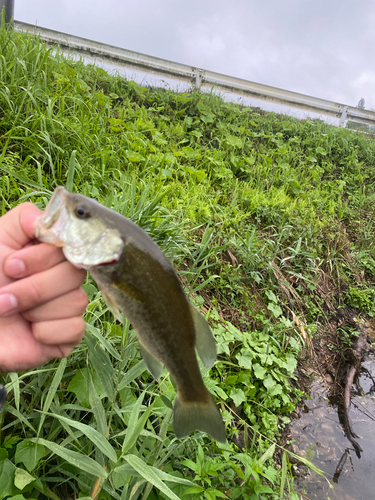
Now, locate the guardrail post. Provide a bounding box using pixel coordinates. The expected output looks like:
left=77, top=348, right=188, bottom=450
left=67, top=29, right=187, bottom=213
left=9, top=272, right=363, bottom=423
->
left=0, top=0, right=14, bottom=26
left=192, top=68, right=204, bottom=90
left=339, top=106, right=348, bottom=127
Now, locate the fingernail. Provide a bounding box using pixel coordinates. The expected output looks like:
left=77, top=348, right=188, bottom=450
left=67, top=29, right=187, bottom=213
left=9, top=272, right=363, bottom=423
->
left=0, top=294, right=18, bottom=315
left=5, top=259, right=26, bottom=277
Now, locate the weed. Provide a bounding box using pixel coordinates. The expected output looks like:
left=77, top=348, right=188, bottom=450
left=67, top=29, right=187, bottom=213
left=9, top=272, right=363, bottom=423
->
left=2, top=24, right=375, bottom=498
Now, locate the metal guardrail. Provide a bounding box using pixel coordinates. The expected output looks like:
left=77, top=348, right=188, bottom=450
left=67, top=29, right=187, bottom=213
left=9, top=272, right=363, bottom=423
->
left=14, top=20, right=375, bottom=127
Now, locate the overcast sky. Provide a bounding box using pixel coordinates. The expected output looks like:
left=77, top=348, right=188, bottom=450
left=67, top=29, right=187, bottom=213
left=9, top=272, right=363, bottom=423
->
left=14, top=1, right=375, bottom=122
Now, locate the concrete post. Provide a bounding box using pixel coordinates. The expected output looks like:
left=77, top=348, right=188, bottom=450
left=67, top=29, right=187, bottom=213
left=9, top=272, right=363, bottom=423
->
left=339, top=106, right=348, bottom=128
left=192, top=69, right=204, bottom=89
left=0, top=0, right=14, bottom=26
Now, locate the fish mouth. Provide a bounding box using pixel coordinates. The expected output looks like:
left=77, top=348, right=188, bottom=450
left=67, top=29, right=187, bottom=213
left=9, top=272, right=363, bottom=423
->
left=36, top=187, right=124, bottom=269
left=35, top=187, right=71, bottom=245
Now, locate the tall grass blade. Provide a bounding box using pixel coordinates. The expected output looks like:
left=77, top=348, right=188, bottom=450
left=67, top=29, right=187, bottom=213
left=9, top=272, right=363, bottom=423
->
left=66, top=149, right=77, bottom=192
left=8, top=372, right=20, bottom=412
left=85, top=331, right=115, bottom=400
left=117, top=360, right=146, bottom=391
left=30, top=437, right=108, bottom=478
left=38, top=358, right=67, bottom=436
left=123, top=454, right=183, bottom=500
left=86, top=323, right=122, bottom=361
left=0, top=166, right=51, bottom=192
left=122, top=401, right=155, bottom=453
left=280, top=451, right=287, bottom=498
left=259, top=443, right=275, bottom=464
left=88, top=371, right=107, bottom=437
left=41, top=412, right=117, bottom=462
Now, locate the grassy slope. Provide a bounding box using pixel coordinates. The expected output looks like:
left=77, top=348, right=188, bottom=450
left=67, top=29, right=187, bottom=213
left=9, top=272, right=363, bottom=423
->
left=1, top=27, right=375, bottom=499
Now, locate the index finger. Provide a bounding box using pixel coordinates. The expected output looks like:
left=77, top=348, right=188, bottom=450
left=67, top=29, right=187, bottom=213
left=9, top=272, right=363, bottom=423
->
left=4, top=243, right=66, bottom=279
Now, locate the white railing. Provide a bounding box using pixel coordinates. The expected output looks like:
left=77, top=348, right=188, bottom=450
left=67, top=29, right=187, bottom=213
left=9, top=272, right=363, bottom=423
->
left=14, top=20, right=375, bottom=127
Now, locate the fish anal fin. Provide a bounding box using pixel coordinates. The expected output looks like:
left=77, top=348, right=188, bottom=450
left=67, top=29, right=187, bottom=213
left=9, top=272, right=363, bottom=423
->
left=173, top=392, right=226, bottom=442
left=189, top=303, right=217, bottom=368
left=139, top=342, right=164, bottom=380
left=101, top=289, right=123, bottom=322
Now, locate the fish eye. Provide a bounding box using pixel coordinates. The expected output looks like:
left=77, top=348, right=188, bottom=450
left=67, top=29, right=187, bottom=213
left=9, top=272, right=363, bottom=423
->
left=74, top=204, right=90, bottom=219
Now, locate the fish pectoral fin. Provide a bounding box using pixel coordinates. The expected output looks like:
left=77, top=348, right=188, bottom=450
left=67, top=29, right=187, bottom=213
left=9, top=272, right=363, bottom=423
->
left=139, top=342, right=164, bottom=380
left=173, top=393, right=226, bottom=442
left=190, top=303, right=217, bottom=369
left=101, top=289, right=123, bottom=322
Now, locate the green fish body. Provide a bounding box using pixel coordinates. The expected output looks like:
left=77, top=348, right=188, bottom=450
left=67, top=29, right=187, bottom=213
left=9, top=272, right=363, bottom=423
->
left=36, top=187, right=226, bottom=442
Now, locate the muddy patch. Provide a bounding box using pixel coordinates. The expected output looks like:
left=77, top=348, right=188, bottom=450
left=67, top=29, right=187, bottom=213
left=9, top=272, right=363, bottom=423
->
left=291, top=356, right=375, bottom=500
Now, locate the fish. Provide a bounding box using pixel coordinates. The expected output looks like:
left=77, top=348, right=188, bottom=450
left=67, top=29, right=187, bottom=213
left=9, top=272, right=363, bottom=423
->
left=35, top=187, right=226, bottom=442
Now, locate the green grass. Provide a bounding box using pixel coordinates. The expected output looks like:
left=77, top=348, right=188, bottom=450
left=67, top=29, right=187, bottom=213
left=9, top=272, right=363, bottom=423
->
left=0, top=24, right=375, bottom=499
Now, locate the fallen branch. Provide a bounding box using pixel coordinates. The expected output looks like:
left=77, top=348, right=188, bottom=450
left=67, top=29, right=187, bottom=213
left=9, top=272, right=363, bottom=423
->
left=341, top=325, right=370, bottom=457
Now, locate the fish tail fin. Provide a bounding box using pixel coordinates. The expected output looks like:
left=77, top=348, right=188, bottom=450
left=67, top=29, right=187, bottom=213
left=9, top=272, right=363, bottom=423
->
left=173, top=392, right=226, bottom=442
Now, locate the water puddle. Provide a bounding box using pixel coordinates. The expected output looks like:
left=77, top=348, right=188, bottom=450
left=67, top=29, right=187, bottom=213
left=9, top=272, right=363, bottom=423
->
left=291, top=355, right=375, bottom=500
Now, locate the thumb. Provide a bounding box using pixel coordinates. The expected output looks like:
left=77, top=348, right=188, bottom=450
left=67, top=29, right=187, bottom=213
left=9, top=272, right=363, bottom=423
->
left=0, top=203, right=43, bottom=250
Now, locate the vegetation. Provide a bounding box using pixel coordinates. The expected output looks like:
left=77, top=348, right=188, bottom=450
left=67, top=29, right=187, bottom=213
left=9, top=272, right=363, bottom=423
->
left=1, top=25, right=375, bottom=499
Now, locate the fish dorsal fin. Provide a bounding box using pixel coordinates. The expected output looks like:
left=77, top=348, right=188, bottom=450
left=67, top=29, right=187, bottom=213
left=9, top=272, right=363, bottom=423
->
left=101, top=289, right=123, bottom=322
left=139, top=342, right=164, bottom=380
left=189, top=303, right=217, bottom=369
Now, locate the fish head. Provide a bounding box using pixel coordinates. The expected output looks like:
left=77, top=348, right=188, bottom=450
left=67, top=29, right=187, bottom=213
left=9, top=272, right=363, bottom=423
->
left=35, top=186, right=123, bottom=269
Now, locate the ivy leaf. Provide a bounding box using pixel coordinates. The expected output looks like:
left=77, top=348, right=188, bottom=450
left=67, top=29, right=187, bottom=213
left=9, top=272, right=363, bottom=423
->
left=126, top=151, right=145, bottom=162
left=253, top=364, right=267, bottom=380
left=265, top=290, right=277, bottom=302
left=315, top=147, right=327, bottom=155
left=14, top=468, right=35, bottom=490
left=263, top=376, right=276, bottom=389
left=267, top=302, right=283, bottom=318
left=229, top=388, right=246, bottom=407
left=182, top=486, right=204, bottom=495
left=68, top=368, right=104, bottom=408
left=284, top=354, right=298, bottom=374
left=269, top=384, right=283, bottom=396
left=0, top=458, right=17, bottom=498
left=161, top=168, right=173, bottom=179
left=227, top=135, right=243, bottom=148
left=15, top=441, right=46, bottom=472
left=236, top=351, right=253, bottom=369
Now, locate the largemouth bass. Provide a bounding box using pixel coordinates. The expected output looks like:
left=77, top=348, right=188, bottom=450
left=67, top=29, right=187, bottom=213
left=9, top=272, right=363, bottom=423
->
left=36, top=187, right=226, bottom=442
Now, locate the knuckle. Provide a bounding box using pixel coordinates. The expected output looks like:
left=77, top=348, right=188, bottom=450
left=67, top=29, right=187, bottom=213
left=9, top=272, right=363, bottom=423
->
left=43, top=245, right=63, bottom=267
left=22, top=309, right=36, bottom=322
left=32, top=317, right=86, bottom=346
left=77, top=269, right=87, bottom=285
left=28, top=279, right=45, bottom=307
left=62, top=317, right=86, bottom=346
left=20, top=202, right=36, bottom=215
left=57, top=344, right=74, bottom=358
left=61, top=263, right=86, bottom=290
left=73, top=316, right=86, bottom=340
left=31, top=322, right=43, bottom=341
left=75, top=288, right=89, bottom=311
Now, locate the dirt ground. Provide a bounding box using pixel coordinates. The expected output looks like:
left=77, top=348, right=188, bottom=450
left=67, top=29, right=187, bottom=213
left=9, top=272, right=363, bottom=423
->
left=275, top=307, right=375, bottom=473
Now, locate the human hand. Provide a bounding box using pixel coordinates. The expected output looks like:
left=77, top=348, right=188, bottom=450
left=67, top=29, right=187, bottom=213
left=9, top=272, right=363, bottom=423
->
left=0, top=202, right=88, bottom=372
